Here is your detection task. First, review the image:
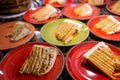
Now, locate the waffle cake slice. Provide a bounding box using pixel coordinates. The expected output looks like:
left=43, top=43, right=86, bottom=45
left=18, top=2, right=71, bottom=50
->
left=55, top=19, right=83, bottom=44
left=83, top=42, right=116, bottom=80
left=19, top=45, right=59, bottom=76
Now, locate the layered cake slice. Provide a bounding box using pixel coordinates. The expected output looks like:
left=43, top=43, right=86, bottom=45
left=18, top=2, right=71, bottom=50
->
left=55, top=19, right=83, bottom=44
left=83, top=42, right=116, bottom=80
left=7, top=21, right=31, bottom=41
left=49, top=0, right=66, bottom=4
left=31, top=4, right=57, bottom=22
left=111, top=0, right=120, bottom=13
left=88, top=0, right=104, bottom=5
left=74, top=4, right=93, bottom=17
left=95, top=15, right=120, bottom=34
left=19, top=45, right=59, bottom=76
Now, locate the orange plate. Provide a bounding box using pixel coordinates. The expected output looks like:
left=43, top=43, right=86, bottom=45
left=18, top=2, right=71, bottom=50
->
left=0, top=21, right=35, bottom=50
left=62, top=3, right=100, bottom=20
left=80, top=0, right=111, bottom=6
left=0, top=42, right=64, bottom=80
left=43, top=0, right=73, bottom=7
left=24, top=7, right=61, bottom=24
left=106, top=1, right=120, bottom=16
left=87, top=15, right=120, bottom=41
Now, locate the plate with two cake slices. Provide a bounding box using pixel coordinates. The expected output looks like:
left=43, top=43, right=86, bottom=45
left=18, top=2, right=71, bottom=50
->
left=106, top=1, right=120, bottom=16
left=87, top=15, right=120, bottom=41
left=43, top=0, right=73, bottom=7
left=80, top=0, right=111, bottom=6
left=24, top=4, right=61, bottom=24
left=0, top=21, right=35, bottom=50
left=40, top=18, right=89, bottom=46
left=66, top=41, right=120, bottom=80
left=62, top=3, right=100, bottom=20
left=0, top=42, right=64, bottom=80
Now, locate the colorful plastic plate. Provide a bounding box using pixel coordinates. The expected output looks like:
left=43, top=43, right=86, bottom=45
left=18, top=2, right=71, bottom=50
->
left=0, top=21, right=35, bottom=50
left=24, top=7, right=61, bottom=24
left=66, top=41, right=120, bottom=80
left=80, top=0, right=111, bottom=6
left=0, top=42, right=64, bottom=80
left=43, top=0, right=73, bottom=7
left=62, top=4, right=100, bottom=20
left=106, top=1, right=120, bottom=16
left=87, top=15, right=120, bottom=41
left=41, top=18, right=89, bottom=46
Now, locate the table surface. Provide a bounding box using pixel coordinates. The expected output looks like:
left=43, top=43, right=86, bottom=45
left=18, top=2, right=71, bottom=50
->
left=0, top=0, right=120, bottom=80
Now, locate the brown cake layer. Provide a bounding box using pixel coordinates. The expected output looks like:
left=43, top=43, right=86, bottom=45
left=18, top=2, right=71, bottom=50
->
left=0, top=0, right=31, bottom=15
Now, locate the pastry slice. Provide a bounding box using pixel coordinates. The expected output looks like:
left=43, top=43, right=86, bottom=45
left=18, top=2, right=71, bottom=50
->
left=7, top=21, right=31, bottom=41
left=95, top=15, right=120, bottom=34
left=31, top=4, right=57, bottom=22
left=49, top=0, right=66, bottom=4
left=19, top=45, right=59, bottom=76
left=111, top=0, right=120, bottom=13
left=74, top=4, right=93, bottom=17
left=88, top=0, right=104, bottom=5
left=56, top=19, right=83, bottom=44
left=83, top=42, right=116, bottom=80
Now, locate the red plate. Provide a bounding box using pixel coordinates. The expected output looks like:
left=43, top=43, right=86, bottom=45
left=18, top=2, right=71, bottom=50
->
left=87, top=15, right=120, bottom=41
left=62, top=3, right=100, bottom=20
left=0, top=42, right=64, bottom=80
left=43, top=0, right=73, bottom=7
left=24, top=7, right=61, bottom=24
left=80, top=0, right=111, bottom=6
left=106, top=1, right=120, bottom=16
left=0, top=21, right=35, bottom=50
left=66, top=41, right=120, bottom=80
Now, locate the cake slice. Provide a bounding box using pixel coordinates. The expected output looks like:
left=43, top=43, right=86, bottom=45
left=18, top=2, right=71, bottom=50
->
left=49, top=0, right=66, bottom=4
left=7, top=21, right=31, bottom=41
left=31, top=4, right=57, bottom=22
left=111, top=0, right=120, bottom=13
left=83, top=42, right=116, bottom=80
left=88, top=0, right=104, bottom=5
left=19, top=45, right=59, bottom=76
left=55, top=19, right=83, bottom=44
left=74, top=4, right=93, bottom=17
left=95, top=15, right=120, bottom=34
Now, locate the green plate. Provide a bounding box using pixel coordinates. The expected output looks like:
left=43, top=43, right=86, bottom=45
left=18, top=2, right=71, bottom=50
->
left=41, top=18, right=89, bottom=46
